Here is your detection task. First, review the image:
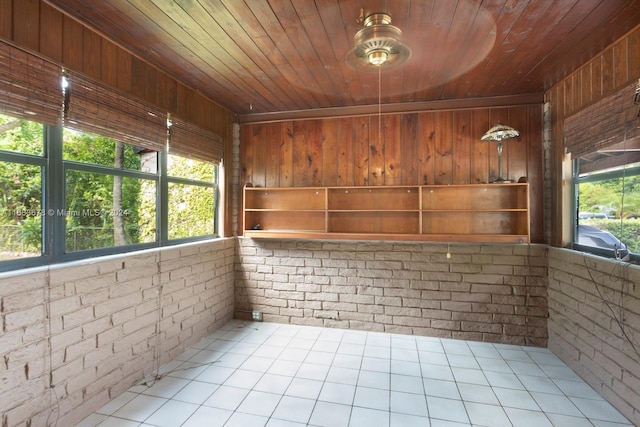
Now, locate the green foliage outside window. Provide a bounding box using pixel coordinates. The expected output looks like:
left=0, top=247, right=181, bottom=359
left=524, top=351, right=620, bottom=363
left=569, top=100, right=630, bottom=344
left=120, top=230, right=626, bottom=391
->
left=578, top=175, right=640, bottom=254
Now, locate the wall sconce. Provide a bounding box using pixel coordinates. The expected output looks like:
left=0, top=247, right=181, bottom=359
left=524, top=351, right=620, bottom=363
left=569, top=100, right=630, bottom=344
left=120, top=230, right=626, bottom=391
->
left=481, top=122, right=519, bottom=183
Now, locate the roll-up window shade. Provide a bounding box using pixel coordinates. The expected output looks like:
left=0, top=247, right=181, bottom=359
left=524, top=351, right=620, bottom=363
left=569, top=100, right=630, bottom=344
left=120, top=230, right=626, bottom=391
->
left=64, top=71, right=167, bottom=152
left=0, top=41, right=62, bottom=125
left=169, top=115, right=223, bottom=163
left=565, top=81, right=640, bottom=158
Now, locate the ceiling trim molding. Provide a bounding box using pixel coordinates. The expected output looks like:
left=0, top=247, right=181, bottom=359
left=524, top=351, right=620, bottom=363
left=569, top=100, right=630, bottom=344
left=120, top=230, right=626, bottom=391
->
left=237, top=93, right=545, bottom=124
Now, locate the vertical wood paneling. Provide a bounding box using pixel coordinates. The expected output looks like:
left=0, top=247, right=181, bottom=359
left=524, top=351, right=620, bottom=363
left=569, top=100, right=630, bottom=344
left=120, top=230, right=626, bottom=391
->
left=62, top=16, right=83, bottom=71
left=418, top=112, right=435, bottom=185
left=39, top=4, right=62, bottom=61
left=337, top=117, right=355, bottom=186
left=488, top=108, right=509, bottom=182
left=116, top=46, right=132, bottom=94
left=292, top=121, right=308, bottom=186
left=252, top=124, right=266, bottom=187
left=265, top=123, right=280, bottom=188
left=308, top=120, right=323, bottom=186
left=322, top=119, right=339, bottom=186
left=547, top=23, right=640, bottom=246
left=240, top=104, right=544, bottom=240
left=434, top=111, right=453, bottom=185
left=280, top=121, right=293, bottom=187
left=401, top=114, right=418, bottom=185
left=0, top=0, right=12, bottom=40
left=131, top=58, right=148, bottom=101
left=506, top=107, right=528, bottom=182
left=602, top=46, right=615, bottom=94
left=471, top=109, right=490, bottom=183
left=13, top=0, right=39, bottom=51
left=629, top=29, right=640, bottom=77
left=82, top=28, right=101, bottom=80
left=355, top=117, right=369, bottom=186
left=613, top=39, right=628, bottom=87
left=453, top=110, right=471, bottom=184
left=368, top=115, right=385, bottom=185
left=384, top=114, right=402, bottom=186
left=527, top=106, right=544, bottom=242
left=101, top=40, right=119, bottom=87
left=241, top=124, right=254, bottom=186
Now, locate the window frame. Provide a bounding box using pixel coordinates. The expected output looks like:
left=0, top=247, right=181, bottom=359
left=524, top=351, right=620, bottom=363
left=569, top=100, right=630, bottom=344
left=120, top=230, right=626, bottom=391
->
left=572, top=158, right=640, bottom=263
left=0, top=122, right=221, bottom=272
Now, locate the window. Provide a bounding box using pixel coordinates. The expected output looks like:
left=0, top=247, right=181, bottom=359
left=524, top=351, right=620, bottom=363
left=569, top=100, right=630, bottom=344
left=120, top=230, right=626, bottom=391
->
left=566, top=81, right=640, bottom=263
left=0, top=114, right=45, bottom=261
left=63, top=130, right=158, bottom=251
left=167, top=154, right=217, bottom=240
left=573, top=157, right=640, bottom=263
left=0, top=42, right=224, bottom=272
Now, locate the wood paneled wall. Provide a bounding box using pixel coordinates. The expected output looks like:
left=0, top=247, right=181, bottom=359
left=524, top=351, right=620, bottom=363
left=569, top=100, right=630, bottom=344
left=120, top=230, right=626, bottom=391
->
left=0, top=0, right=237, bottom=234
left=546, top=23, right=640, bottom=246
left=240, top=105, right=544, bottom=242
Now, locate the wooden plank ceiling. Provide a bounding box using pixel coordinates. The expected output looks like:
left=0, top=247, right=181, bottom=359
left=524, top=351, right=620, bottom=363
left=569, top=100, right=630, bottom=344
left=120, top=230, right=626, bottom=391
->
left=45, top=0, right=640, bottom=120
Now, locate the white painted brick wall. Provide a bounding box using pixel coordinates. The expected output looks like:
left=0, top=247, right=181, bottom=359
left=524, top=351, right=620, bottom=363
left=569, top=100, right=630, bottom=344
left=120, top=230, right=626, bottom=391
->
left=548, top=247, right=640, bottom=425
left=235, top=238, right=549, bottom=346
left=0, top=238, right=234, bottom=427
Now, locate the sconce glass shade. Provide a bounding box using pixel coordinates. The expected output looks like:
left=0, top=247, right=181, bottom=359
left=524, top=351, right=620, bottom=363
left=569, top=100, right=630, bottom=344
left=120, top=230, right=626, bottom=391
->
left=481, top=122, right=520, bottom=142
left=481, top=122, right=519, bottom=183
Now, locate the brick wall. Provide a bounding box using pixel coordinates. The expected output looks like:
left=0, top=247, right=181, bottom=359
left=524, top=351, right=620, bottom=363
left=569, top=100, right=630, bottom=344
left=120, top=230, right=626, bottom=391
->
left=548, top=247, right=640, bottom=425
left=235, top=238, right=549, bottom=346
left=0, top=238, right=235, bottom=427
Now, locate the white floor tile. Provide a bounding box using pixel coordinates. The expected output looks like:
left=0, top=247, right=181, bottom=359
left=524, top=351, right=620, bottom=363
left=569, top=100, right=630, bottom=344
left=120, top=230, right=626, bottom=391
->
left=423, top=378, right=460, bottom=400
left=182, top=405, right=232, bottom=427
left=389, top=412, right=431, bottom=427
left=83, top=321, right=632, bottom=427
left=224, top=411, right=269, bottom=427
left=253, top=373, right=293, bottom=395
left=358, top=370, right=390, bottom=389
left=570, top=396, right=632, bottom=423
left=390, top=360, right=421, bottom=376
left=418, top=350, right=449, bottom=366
left=296, top=362, right=330, bottom=381
left=390, top=390, right=428, bottom=417
left=353, top=386, right=389, bottom=410
left=349, top=406, right=390, bottom=427
left=390, top=373, right=424, bottom=394
left=309, top=400, right=352, bottom=427
left=203, top=385, right=250, bottom=411
left=237, top=390, right=282, bottom=417
left=505, top=407, right=554, bottom=427
left=143, top=400, right=199, bottom=427
left=483, top=370, right=524, bottom=389
left=318, top=382, right=356, bottom=405
left=140, top=376, right=190, bottom=398
left=111, top=394, right=167, bottom=422
left=224, top=369, right=264, bottom=389
left=465, top=401, right=511, bottom=426
left=285, top=377, right=324, bottom=399
left=451, top=366, right=489, bottom=386
left=553, top=379, right=601, bottom=399
left=271, top=395, right=316, bottom=424
left=426, top=396, right=469, bottom=424
left=531, top=392, right=583, bottom=417
left=327, top=366, right=360, bottom=385
left=95, top=391, right=138, bottom=415
left=457, top=383, right=499, bottom=405
left=172, top=380, right=219, bottom=404
left=493, top=387, right=540, bottom=410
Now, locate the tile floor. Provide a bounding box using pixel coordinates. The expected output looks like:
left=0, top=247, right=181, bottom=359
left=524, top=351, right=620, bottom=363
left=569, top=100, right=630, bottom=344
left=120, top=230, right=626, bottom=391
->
left=78, top=320, right=632, bottom=427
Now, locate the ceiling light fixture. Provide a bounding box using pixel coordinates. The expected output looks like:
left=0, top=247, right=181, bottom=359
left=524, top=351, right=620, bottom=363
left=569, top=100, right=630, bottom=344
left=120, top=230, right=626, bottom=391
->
left=351, top=12, right=411, bottom=69
left=481, top=122, right=520, bottom=183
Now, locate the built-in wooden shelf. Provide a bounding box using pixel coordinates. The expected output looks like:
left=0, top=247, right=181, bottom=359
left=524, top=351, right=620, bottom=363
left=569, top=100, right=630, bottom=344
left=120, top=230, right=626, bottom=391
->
left=243, top=183, right=530, bottom=243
